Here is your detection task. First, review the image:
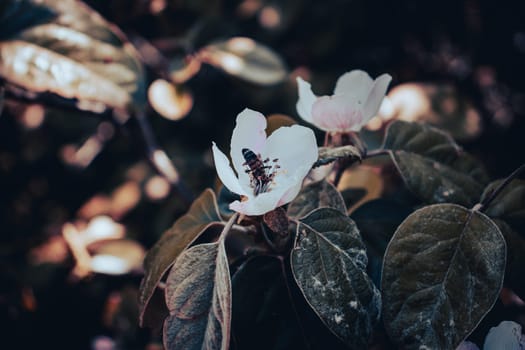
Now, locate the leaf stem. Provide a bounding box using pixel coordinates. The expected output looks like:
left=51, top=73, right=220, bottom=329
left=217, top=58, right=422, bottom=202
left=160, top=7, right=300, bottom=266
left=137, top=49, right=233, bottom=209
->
left=476, top=163, right=525, bottom=212
left=364, top=149, right=390, bottom=159
left=260, top=223, right=279, bottom=252
left=219, top=212, right=240, bottom=242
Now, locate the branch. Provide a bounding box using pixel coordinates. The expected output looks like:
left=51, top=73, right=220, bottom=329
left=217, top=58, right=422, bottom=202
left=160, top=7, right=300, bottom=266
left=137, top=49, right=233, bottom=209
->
left=475, top=163, right=525, bottom=212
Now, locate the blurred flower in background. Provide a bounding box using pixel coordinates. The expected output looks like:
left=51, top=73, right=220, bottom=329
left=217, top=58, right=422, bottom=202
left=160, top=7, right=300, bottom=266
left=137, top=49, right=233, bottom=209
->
left=296, top=70, right=391, bottom=133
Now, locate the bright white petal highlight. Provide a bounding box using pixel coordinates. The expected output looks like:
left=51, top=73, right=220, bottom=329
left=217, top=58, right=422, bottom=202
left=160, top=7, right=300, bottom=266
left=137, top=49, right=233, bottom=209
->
left=265, top=124, right=317, bottom=174
left=334, top=70, right=373, bottom=102
left=296, top=77, right=317, bottom=123
left=212, top=142, right=247, bottom=196
left=311, top=95, right=363, bottom=132
left=213, top=109, right=318, bottom=216
left=230, top=108, right=267, bottom=188
left=362, top=73, right=392, bottom=125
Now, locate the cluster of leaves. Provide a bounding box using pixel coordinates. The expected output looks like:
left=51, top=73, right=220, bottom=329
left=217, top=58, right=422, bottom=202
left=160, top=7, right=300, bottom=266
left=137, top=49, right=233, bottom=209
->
left=140, top=119, right=524, bottom=349
left=1, top=1, right=523, bottom=349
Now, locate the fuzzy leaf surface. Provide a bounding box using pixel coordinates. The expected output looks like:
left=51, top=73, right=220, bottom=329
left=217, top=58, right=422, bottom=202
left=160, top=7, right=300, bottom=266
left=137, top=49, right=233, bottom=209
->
left=139, top=189, right=223, bottom=327
left=382, top=204, right=506, bottom=350
left=287, top=180, right=346, bottom=219
left=480, top=179, right=525, bottom=233
left=382, top=121, right=488, bottom=206
left=291, top=208, right=380, bottom=349
left=163, top=241, right=231, bottom=350
left=314, top=145, right=361, bottom=168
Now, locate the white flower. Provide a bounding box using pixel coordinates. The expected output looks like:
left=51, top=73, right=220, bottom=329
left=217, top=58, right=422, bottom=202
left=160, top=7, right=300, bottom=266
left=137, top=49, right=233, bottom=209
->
left=212, top=108, right=318, bottom=216
left=296, top=70, right=392, bottom=133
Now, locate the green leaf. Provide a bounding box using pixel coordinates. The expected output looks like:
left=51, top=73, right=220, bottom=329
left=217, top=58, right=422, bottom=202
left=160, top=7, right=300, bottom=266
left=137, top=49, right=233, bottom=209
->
left=480, top=179, right=525, bottom=233
left=232, top=256, right=307, bottom=350
left=287, top=180, right=346, bottom=219
left=340, top=188, right=368, bottom=210
left=198, top=37, right=287, bottom=85
left=139, top=189, right=223, bottom=328
left=492, top=219, right=525, bottom=300
left=163, top=241, right=231, bottom=350
left=350, top=199, right=413, bottom=288
left=291, top=208, right=381, bottom=349
left=0, top=0, right=145, bottom=114
left=217, top=185, right=239, bottom=219
left=232, top=256, right=350, bottom=349
left=314, top=145, right=362, bottom=168
left=382, top=121, right=488, bottom=206
left=381, top=204, right=506, bottom=350
left=0, top=0, right=56, bottom=40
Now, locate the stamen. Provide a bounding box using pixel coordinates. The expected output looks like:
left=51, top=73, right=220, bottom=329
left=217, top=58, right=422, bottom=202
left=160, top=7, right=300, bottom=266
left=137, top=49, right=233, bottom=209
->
left=241, top=148, right=280, bottom=196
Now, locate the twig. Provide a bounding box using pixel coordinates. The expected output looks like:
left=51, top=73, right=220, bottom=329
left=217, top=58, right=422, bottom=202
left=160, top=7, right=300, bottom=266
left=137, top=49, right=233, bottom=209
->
left=135, top=111, right=195, bottom=204
left=475, top=163, right=525, bottom=212
left=364, top=149, right=390, bottom=159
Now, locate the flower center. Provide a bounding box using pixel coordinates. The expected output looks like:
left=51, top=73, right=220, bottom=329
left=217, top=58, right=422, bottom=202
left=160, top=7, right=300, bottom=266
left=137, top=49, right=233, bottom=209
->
left=241, top=148, right=280, bottom=195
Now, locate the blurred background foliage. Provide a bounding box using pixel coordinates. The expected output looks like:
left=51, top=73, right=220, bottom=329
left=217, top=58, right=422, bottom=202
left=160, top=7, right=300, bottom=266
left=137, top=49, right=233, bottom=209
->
left=0, top=0, right=524, bottom=349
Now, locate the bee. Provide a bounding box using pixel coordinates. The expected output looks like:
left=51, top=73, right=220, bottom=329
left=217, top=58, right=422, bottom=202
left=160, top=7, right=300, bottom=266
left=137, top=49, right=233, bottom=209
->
left=242, top=148, right=279, bottom=195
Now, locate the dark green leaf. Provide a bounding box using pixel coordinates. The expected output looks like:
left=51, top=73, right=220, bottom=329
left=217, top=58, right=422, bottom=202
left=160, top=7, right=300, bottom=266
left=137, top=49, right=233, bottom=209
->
left=198, top=37, right=287, bottom=85
left=480, top=179, right=525, bottom=233
left=163, top=241, right=231, bottom=350
left=217, top=185, right=239, bottom=218
left=0, top=0, right=56, bottom=40
left=287, top=180, right=346, bottom=219
left=232, top=256, right=307, bottom=350
left=340, top=188, right=367, bottom=210
left=382, top=121, right=488, bottom=206
left=0, top=0, right=145, bottom=113
left=382, top=204, right=506, bottom=350
left=139, top=189, right=223, bottom=328
left=231, top=256, right=349, bottom=350
left=291, top=208, right=381, bottom=349
left=314, top=145, right=362, bottom=168
left=350, top=199, right=413, bottom=287
left=493, top=219, right=525, bottom=300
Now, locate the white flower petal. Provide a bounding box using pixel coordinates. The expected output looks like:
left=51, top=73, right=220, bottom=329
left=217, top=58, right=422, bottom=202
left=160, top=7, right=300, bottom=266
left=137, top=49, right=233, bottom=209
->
left=483, top=321, right=525, bottom=350
left=230, top=108, right=267, bottom=189
left=296, top=77, right=317, bottom=123
left=212, top=142, right=247, bottom=196
left=264, top=124, right=318, bottom=176
left=334, top=70, right=374, bottom=103
left=229, top=186, right=286, bottom=216
left=311, top=95, right=363, bottom=132
left=362, top=73, right=392, bottom=125
left=275, top=168, right=308, bottom=206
